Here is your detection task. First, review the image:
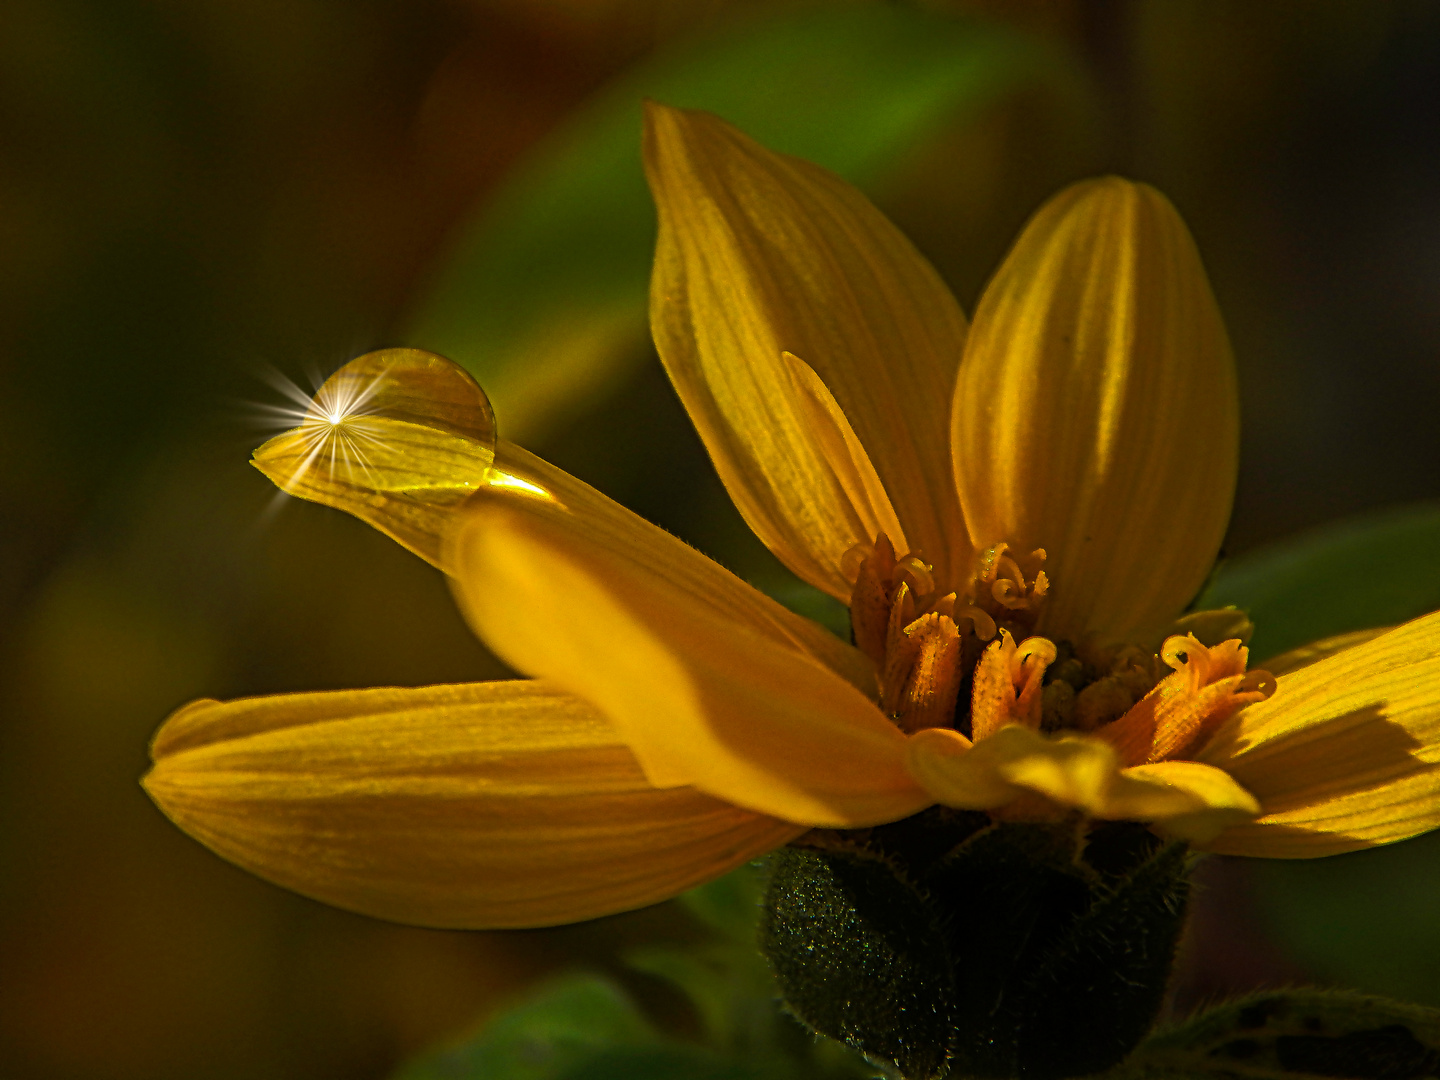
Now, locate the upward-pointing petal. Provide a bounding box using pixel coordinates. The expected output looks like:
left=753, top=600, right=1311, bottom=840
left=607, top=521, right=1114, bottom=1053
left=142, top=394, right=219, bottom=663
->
left=953, top=178, right=1238, bottom=646
left=645, top=102, right=969, bottom=600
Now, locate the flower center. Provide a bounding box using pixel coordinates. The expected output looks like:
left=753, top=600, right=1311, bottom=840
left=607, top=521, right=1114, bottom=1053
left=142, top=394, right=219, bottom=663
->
left=842, top=533, right=1276, bottom=765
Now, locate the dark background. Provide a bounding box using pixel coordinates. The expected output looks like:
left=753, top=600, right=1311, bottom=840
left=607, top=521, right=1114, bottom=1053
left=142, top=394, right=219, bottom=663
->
left=3, top=2, right=1440, bottom=1077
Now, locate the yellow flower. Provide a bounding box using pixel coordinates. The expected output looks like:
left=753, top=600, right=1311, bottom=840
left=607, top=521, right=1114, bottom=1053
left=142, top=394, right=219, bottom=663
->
left=144, top=104, right=1440, bottom=930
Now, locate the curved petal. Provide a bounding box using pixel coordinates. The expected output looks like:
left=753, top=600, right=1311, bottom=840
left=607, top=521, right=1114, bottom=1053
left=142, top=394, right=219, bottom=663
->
left=1199, top=610, right=1440, bottom=857
left=906, top=724, right=1119, bottom=814
left=449, top=502, right=928, bottom=828
left=484, top=440, right=877, bottom=695
left=144, top=682, right=802, bottom=929
left=645, top=103, right=969, bottom=599
left=252, top=348, right=498, bottom=571
left=1105, top=761, right=1260, bottom=844
left=953, top=177, right=1238, bottom=645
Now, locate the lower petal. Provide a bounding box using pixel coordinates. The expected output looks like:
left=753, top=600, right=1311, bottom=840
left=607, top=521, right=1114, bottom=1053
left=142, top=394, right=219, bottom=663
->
left=450, top=505, right=929, bottom=827
left=1105, top=761, right=1260, bottom=844
left=907, top=724, right=1118, bottom=814
left=1199, top=610, right=1440, bottom=856
left=144, top=681, right=803, bottom=929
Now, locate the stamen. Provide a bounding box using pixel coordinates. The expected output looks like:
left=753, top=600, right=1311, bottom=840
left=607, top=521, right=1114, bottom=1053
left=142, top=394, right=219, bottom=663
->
left=1013, top=636, right=1058, bottom=679
left=1161, top=633, right=1212, bottom=695
left=930, top=594, right=995, bottom=641
left=970, top=630, right=1057, bottom=740
left=992, top=578, right=1031, bottom=610
left=958, top=605, right=997, bottom=641
left=840, top=541, right=870, bottom=584
left=896, top=555, right=935, bottom=599
left=973, top=542, right=1049, bottom=616
left=890, top=614, right=963, bottom=733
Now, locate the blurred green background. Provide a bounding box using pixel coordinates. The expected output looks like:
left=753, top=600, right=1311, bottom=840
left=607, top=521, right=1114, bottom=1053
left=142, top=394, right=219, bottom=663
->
left=4, top=1, right=1440, bottom=1077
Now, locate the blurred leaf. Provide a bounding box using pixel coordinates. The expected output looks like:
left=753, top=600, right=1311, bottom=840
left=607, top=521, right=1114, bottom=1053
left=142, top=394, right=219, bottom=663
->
left=1252, top=828, right=1440, bottom=1007
left=1116, top=986, right=1440, bottom=1078
left=410, top=5, right=1062, bottom=439
left=1196, top=501, right=1440, bottom=663
left=392, top=973, right=658, bottom=1080
left=554, top=1045, right=778, bottom=1080
left=391, top=960, right=863, bottom=1080
left=625, top=866, right=873, bottom=1080
left=673, top=859, right=767, bottom=943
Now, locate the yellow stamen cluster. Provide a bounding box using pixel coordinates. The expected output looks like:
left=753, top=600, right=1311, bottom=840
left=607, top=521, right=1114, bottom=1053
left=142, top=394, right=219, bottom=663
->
left=845, top=532, right=1278, bottom=817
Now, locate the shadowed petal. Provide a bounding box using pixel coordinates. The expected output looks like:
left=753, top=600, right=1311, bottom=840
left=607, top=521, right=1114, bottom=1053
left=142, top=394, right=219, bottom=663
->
left=144, top=681, right=802, bottom=929
left=645, top=103, right=969, bottom=599
left=1105, top=761, right=1260, bottom=844
left=953, top=178, right=1238, bottom=645
left=450, top=503, right=928, bottom=828
left=1200, top=611, right=1440, bottom=856
left=484, top=440, right=877, bottom=695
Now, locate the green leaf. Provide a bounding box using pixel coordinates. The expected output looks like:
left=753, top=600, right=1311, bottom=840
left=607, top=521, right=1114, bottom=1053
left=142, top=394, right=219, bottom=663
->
left=1196, top=502, right=1440, bottom=663
left=623, top=865, right=875, bottom=1079
left=552, top=1046, right=776, bottom=1080
left=392, top=973, right=658, bottom=1080
left=1251, top=828, right=1440, bottom=1007
left=408, top=5, right=1059, bottom=439
left=1113, top=988, right=1440, bottom=1078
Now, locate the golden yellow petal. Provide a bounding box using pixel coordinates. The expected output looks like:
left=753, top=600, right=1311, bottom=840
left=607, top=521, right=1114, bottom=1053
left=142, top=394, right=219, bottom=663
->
left=1104, top=761, right=1260, bottom=844
left=907, top=724, right=1118, bottom=814
left=904, top=726, right=1018, bottom=809
left=481, top=440, right=876, bottom=696
left=144, top=681, right=802, bottom=929
left=1263, top=627, right=1392, bottom=677
left=1199, top=610, right=1440, bottom=856
left=449, top=503, right=928, bottom=828
left=953, top=178, right=1238, bottom=645
left=252, top=348, right=502, bottom=571
left=782, top=351, right=907, bottom=556
left=644, top=103, right=969, bottom=600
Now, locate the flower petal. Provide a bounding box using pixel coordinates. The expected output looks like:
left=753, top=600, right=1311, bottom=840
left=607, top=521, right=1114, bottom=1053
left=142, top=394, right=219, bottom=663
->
left=483, top=440, right=877, bottom=695
left=1199, top=610, right=1440, bottom=856
left=449, top=501, right=928, bottom=828
left=1103, top=761, right=1260, bottom=844
left=1263, top=627, right=1392, bottom=677
left=953, top=178, right=1238, bottom=645
left=906, top=724, right=1118, bottom=814
left=644, top=102, right=969, bottom=599
left=252, top=348, right=508, bottom=572
left=144, top=681, right=802, bottom=929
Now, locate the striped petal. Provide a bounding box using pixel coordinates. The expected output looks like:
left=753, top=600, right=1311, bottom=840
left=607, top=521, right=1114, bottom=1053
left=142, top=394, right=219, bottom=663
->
left=482, top=440, right=877, bottom=694
left=1199, top=610, right=1440, bottom=856
left=953, top=178, right=1238, bottom=645
left=144, top=681, right=801, bottom=929
left=449, top=501, right=927, bottom=828
left=645, top=103, right=969, bottom=600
